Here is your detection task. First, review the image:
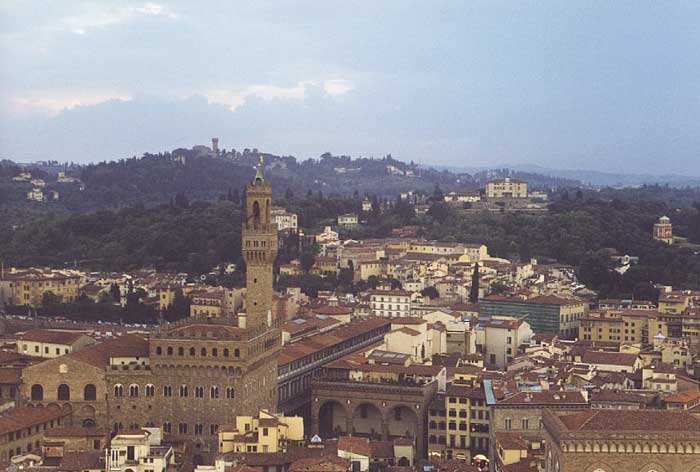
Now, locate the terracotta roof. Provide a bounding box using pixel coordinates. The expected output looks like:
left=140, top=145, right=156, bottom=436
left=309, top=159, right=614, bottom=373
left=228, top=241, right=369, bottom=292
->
left=582, top=350, right=638, bottom=367
left=67, top=334, right=149, bottom=368
left=338, top=436, right=371, bottom=456
left=0, top=406, right=65, bottom=436
left=665, top=390, right=700, bottom=404
left=19, top=329, right=92, bottom=345
left=556, top=409, right=700, bottom=432
left=278, top=317, right=390, bottom=365
left=499, top=390, right=587, bottom=405
left=395, top=327, right=421, bottom=337
left=56, top=450, right=103, bottom=471
left=495, top=432, right=529, bottom=450
left=369, top=440, right=394, bottom=458
left=45, top=426, right=109, bottom=438
left=0, top=368, right=21, bottom=384
left=289, top=457, right=349, bottom=472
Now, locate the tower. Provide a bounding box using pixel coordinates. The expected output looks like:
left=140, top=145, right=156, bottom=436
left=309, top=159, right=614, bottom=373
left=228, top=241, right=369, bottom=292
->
left=212, top=137, right=219, bottom=154
left=653, top=216, right=673, bottom=244
left=242, top=155, right=278, bottom=332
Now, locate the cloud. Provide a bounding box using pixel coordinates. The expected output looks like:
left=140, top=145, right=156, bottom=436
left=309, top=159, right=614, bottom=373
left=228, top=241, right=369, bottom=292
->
left=58, top=2, right=178, bottom=35
left=206, top=79, right=354, bottom=111
left=9, top=92, right=132, bottom=116
left=323, top=79, right=354, bottom=96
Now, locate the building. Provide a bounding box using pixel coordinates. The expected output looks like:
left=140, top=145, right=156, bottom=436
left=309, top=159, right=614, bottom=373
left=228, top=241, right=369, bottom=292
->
left=189, top=289, right=225, bottom=317
left=337, top=214, right=359, bottom=228
left=542, top=409, right=700, bottom=472
left=478, top=295, right=587, bottom=338
left=486, top=178, right=528, bottom=199
left=0, top=268, right=84, bottom=307
left=218, top=410, right=303, bottom=453
left=20, top=157, right=282, bottom=451
left=277, top=317, right=392, bottom=416
left=310, top=360, right=441, bottom=458
left=0, top=405, right=68, bottom=462
left=491, top=391, right=588, bottom=468
left=443, top=192, right=481, bottom=204
left=105, top=428, right=175, bottom=472
left=369, top=290, right=412, bottom=318
left=476, top=318, right=533, bottom=370
left=18, top=329, right=95, bottom=358
left=653, top=216, right=673, bottom=244
left=579, top=310, right=668, bottom=345
left=271, top=208, right=299, bottom=232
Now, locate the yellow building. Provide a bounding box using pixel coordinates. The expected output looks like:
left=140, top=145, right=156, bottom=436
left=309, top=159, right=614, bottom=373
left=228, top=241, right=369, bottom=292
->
left=579, top=310, right=668, bottom=344
left=0, top=268, right=84, bottom=307
left=486, top=178, right=528, bottom=199
left=189, top=289, right=224, bottom=317
left=652, top=216, right=673, bottom=244
left=218, top=410, right=303, bottom=454
left=18, top=329, right=95, bottom=358
left=658, top=292, right=689, bottom=314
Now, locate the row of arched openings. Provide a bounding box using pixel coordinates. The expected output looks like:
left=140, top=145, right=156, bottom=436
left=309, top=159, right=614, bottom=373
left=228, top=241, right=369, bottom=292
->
left=31, top=384, right=95, bottom=402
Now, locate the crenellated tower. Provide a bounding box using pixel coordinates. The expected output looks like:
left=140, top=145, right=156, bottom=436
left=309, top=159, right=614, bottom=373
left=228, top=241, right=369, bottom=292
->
left=242, top=155, right=278, bottom=332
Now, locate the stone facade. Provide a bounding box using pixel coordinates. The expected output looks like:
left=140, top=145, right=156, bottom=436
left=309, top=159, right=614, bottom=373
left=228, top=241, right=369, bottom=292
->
left=543, top=409, right=700, bottom=472
left=19, top=158, right=281, bottom=452
left=310, top=378, right=437, bottom=458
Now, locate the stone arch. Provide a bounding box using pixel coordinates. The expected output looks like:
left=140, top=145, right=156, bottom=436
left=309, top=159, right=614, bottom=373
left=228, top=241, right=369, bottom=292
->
left=584, top=464, right=614, bottom=472
left=62, top=403, right=72, bottom=413
left=31, top=384, right=43, bottom=401
left=318, top=400, right=348, bottom=438
left=84, top=384, right=97, bottom=401
left=638, top=463, right=667, bottom=472
left=352, top=402, right=383, bottom=438
left=80, top=405, right=95, bottom=416
left=82, top=418, right=96, bottom=427
left=57, top=384, right=70, bottom=401
left=387, top=404, right=418, bottom=438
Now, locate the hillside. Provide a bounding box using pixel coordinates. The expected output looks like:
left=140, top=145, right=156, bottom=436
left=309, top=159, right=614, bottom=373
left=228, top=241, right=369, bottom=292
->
left=0, top=149, right=580, bottom=217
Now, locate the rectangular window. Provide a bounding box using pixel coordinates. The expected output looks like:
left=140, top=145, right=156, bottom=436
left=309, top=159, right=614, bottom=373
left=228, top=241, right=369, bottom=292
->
left=504, top=418, right=512, bottom=430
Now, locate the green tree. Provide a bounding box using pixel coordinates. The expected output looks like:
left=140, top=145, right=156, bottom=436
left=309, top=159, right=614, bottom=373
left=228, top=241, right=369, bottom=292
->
left=421, top=286, right=439, bottom=299
left=300, top=250, right=316, bottom=273
left=469, top=263, right=480, bottom=304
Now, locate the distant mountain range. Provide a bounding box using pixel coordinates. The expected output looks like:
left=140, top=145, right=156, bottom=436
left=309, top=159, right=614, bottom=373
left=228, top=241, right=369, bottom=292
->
left=433, top=163, right=700, bottom=187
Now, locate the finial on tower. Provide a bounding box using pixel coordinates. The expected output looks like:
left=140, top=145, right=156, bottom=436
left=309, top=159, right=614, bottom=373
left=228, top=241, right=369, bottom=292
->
left=254, top=154, right=264, bottom=183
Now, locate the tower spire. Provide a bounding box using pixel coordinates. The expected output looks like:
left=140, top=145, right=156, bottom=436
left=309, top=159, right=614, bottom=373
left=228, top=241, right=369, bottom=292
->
left=254, top=154, right=265, bottom=184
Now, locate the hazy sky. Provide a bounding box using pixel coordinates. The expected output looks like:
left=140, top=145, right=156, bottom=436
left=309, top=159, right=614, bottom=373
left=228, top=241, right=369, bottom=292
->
left=1, top=1, right=699, bottom=175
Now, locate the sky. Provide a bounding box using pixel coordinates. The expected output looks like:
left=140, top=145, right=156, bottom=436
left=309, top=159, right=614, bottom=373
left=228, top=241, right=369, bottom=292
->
left=1, top=1, right=699, bottom=175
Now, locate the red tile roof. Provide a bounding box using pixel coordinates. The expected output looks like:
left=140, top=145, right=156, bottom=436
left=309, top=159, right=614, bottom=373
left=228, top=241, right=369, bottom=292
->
left=19, top=329, right=92, bottom=345
left=556, top=409, right=700, bottom=432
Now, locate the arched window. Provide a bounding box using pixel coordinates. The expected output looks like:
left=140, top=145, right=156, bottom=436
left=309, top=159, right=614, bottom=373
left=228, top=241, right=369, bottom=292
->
left=31, top=384, right=44, bottom=402
left=210, top=386, right=219, bottom=399
left=223, top=348, right=229, bottom=357
left=163, top=422, right=171, bottom=433
left=31, top=384, right=43, bottom=401
left=234, top=348, right=240, bottom=358
left=195, top=386, right=204, bottom=398
left=179, top=385, right=188, bottom=397
left=253, top=201, right=261, bottom=224
left=156, top=346, right=162, bottom=355
left=212, top=348, right=218, bottom=357
left=129, top=384, right=139, bottom=397
left=178, top=347, right=184, bottom=356
left=57, top=384, right=70, bottom=401
left=201, top=348, right=207, bottom=357
left=190, top=347, right=195, bottom=356
left=84, top=384, right=96, bottom=401
left=167, top=346, right=173, bottom=355
left=145, top=384, right=155, bottom=397
left=163, top=385, right=172, bottom=397
left=226, top=387, right=235, bottom=399
left=114, top=384, right=123, bottom=397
